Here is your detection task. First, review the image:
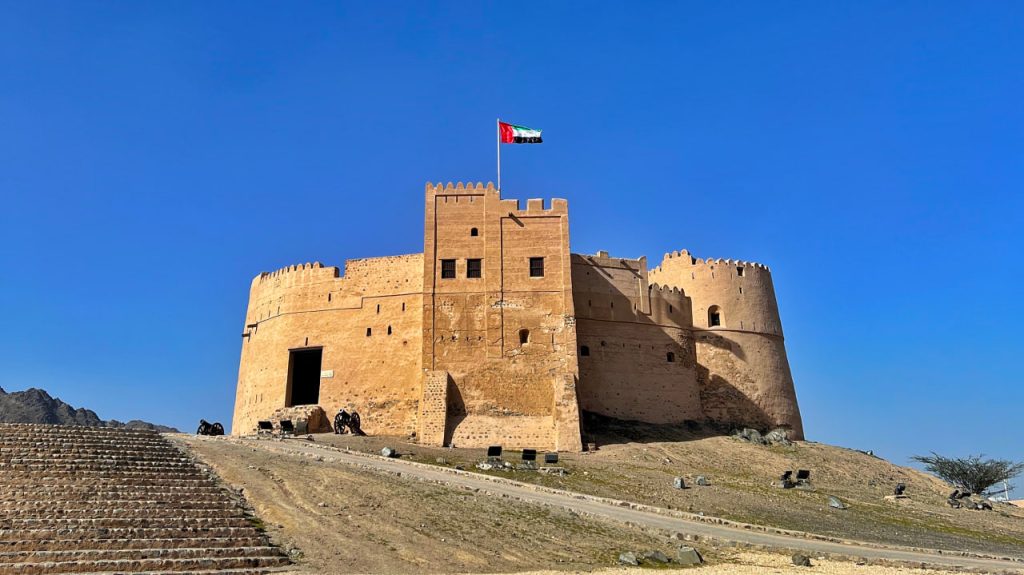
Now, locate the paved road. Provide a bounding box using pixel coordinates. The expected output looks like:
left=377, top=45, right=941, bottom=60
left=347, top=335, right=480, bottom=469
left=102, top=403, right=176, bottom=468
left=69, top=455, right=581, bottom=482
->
left=233, top=437, right=1024, bottom=573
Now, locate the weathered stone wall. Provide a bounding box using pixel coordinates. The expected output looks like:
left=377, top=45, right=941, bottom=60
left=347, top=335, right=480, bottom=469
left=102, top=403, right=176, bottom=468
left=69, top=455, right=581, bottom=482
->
left=571, top=253, right=703, bottom=424
left=421, top=183, right=582, bottom=451
left=649, top=250, right=804, bottom=438
left=232, top=184, right=804, bottom=448
left=417, top=370, right=449, bottom=445
left=232, top=255, right=424, bottom=437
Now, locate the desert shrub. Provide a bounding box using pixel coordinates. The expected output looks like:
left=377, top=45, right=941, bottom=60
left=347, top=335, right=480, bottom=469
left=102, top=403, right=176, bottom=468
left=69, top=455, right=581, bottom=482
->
left=911, top=452, right=1024, bottom=495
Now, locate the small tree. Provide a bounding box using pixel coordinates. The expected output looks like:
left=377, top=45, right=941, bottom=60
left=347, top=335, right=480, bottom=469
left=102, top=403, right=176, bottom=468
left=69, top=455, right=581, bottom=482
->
left=911, top=452, right=1024, bottom=495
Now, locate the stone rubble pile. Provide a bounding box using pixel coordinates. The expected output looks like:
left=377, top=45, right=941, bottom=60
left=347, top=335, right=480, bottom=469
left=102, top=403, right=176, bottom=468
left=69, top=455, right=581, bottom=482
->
left=0, top=423, right=289, bottom=574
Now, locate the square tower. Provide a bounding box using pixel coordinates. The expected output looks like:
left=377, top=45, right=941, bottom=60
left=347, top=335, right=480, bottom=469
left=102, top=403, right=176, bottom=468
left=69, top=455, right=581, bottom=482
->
left=417, top=183, right=582, bottom=451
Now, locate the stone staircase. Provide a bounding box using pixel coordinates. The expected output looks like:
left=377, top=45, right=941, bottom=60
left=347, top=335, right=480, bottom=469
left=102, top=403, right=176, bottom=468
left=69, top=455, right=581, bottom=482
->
left=0, top=424, right=289, bottom=574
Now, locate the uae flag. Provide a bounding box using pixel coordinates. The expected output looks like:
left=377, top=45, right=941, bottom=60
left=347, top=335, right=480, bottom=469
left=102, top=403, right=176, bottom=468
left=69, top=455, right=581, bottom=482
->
left=499, top=122, right=543, bottom=144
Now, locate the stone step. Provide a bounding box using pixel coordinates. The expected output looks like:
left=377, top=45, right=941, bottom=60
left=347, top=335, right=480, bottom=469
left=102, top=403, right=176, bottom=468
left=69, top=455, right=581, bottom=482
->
left=0, top=507, right=245, bottom=520
left=1, top=499, right=235, bottom=511
left=59, top=569, right=277, bottom=575
left=0, top=545, right=284, bottom=565
left=0, top=537, right=270, bottom=554
left=0, top=553, right=290, bottom=574
left=0, top=471, right=211, bottom=480
left=0, top=437, right=170, bottom=445
left=0, top=517, right=255, bottom=530
left=0, top=440, right=175, bottom=450
left=0, top=526, right=267, bottom=542
left=0, top=425, right=161, bottom=437
left=0, top=424, right=288, bottom=573
left=0, top=487, right=226, bottom=501
left=0, top=458, right=197, bottom=468
left=1, top=448, right=188, bottom=457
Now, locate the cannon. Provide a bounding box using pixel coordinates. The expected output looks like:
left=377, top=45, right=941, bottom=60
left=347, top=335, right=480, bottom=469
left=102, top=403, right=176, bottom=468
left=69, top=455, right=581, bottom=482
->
left=334, top=410, right=351, bottom=434
left=334, top=409, right=366, bottom=436
left=196, top=420, right=225, bottom=436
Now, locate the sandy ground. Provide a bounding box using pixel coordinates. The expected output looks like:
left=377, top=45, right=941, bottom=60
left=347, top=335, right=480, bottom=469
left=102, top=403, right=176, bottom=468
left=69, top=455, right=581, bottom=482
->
left=177, top=433, right=1023, bottom=574
left=296, top=428, right=1024, bottom=558
left=497, top=551, right=973, bottom=574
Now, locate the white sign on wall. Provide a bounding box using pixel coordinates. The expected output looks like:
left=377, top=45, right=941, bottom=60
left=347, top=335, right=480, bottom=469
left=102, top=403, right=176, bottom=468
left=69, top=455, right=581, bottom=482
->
left=320, top=370, right=334, bottom=378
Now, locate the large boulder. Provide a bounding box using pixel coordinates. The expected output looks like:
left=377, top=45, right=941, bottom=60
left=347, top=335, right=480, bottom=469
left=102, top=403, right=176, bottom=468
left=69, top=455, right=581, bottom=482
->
left=266, top=405, right=332, bottom=434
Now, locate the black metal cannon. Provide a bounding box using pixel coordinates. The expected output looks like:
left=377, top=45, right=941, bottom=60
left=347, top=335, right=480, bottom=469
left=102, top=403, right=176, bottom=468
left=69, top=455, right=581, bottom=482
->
left=196, top=420, right=225, bottom=436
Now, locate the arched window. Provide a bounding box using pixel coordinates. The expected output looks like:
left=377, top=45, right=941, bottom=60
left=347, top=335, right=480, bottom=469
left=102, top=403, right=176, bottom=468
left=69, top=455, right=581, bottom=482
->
left=387, top=325, right=392, bottom=335
left=580, top=345, right=590, bottom=357
left=666, top=352, right=675, bottom=363
left=519, top=329, right=530, bottom=345
left=470, top=227, right=479, bottom=236
left=708, top=305, right=723, bottom=328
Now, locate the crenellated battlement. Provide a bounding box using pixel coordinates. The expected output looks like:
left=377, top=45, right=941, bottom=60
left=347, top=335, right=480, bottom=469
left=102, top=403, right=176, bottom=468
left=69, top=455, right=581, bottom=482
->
left=425, top=181, right=567, bottom=216
left=254, top=262, right=339, bottom=284
left=648, top=282, right=685, bottom=296
left=425, top=181, right=496, bottom=194
left=652, top=249, right=771, bottom=275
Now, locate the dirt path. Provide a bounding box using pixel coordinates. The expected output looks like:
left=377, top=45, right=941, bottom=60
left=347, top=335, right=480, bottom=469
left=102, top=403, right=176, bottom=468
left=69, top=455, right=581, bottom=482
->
left=217, top=436, right=1023, bottom=573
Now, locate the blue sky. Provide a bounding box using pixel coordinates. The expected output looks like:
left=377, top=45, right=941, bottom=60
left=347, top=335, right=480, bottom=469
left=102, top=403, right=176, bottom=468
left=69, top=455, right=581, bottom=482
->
left=1, top=2, right=1021, bottom=478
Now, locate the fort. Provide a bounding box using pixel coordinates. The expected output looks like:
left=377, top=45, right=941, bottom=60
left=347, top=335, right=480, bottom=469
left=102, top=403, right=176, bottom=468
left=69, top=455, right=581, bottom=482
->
left=232, top=182, right=803, bottom=451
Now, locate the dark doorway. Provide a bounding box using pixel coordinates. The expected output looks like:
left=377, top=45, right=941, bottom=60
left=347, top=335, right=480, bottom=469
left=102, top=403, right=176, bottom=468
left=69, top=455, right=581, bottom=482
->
left=287, top=348, right=322, bottom=406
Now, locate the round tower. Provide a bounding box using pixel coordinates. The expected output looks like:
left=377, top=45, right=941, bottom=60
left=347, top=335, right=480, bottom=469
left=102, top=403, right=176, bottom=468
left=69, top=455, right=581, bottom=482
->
left=649, top=250, right=804, bottom=439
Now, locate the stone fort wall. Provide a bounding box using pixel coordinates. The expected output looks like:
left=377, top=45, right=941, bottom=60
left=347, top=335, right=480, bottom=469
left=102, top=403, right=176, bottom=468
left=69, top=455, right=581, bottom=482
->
left=571, top=253, right=703, bottom=424
left=232, top=255, right=424, bottom=437
left=419, top=182, right=582, bottom=451
left=649, top=250, right=804, bottom=438
left=232, top=184, right=804, bottom=447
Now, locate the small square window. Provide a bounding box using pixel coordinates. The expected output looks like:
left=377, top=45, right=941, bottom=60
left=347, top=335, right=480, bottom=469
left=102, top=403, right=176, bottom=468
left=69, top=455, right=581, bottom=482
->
left=440, top=259, right=456, bottom=279
left=467, top=258, right=482, bottom=278
left=529, top=257, right=545, bottom=278
left=737, top=266, right=745, bottom=277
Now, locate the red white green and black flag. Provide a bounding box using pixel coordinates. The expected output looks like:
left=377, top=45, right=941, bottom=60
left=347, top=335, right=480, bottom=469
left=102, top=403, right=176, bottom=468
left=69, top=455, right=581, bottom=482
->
left=496, top=119, right=542, bottom=191
left=499, top=121, right=543, bottom=144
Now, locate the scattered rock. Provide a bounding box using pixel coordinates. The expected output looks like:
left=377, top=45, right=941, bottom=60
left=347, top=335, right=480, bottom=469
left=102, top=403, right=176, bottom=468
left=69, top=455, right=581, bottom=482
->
left=618, top=551, right=639, bottom=566
left=792, top=553, right=812, bottom=567
left=763, top=428, right=793, bottom=446
left=267, top=405, right=332, bottom=434
left=734, top=428, right=765, bottom=445
left=435, top=457, right=448, bottom=465
left=673, top=476, right=686, bottom=489
left=317, top=502, right=328, bottom=508
left=381, top=447, right=397, bottom=458
left=695, top=475, right=710, bottom=486
left=734, top=427, right=794, bottom=446
left=676, top=546, right=703, bottom=565
left=476, top=463, right=493, bottom=471
left=641, top=550, right=670, bottom=564
left=828, top=495, right=848, bottom=510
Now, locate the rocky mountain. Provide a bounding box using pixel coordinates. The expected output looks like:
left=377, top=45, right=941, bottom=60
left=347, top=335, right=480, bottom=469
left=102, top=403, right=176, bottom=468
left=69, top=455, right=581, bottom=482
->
left=0, top=386, right=179, bottom=432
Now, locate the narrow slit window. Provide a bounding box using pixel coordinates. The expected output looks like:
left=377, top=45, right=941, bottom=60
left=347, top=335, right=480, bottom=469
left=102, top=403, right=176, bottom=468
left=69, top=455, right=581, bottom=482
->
left=440, top=259, right=456, bottom=279
left=529, top=257, right=545, bottom=277
left=466, top=258, right=482, bottom=278
left=387, top=325, right=392, bottom=335
left=519, top=329, right=530, bottom=345
left=366, top=327, right=372, bottom=337
left=667, top=352, right=675, bottom=363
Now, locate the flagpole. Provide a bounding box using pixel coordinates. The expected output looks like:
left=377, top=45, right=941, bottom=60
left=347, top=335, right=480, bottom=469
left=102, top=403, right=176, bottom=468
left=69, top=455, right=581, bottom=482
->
left=496, top=118, right=501, bottom=191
